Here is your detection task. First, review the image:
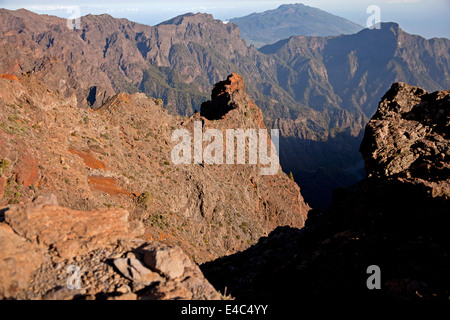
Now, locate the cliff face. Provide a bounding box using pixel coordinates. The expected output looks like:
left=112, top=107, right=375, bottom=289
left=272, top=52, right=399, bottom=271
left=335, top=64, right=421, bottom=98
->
left=0, top=72, right=309, bottom=299
left=201, top=83, right=450, bottom=301
left=361, top=82, right=449, bottom=185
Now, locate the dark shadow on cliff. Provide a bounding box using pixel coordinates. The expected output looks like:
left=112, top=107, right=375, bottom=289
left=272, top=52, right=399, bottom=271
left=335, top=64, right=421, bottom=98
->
left=200, top=177, right=450, bottom=302
left=279, top=129, right=366, bottom=210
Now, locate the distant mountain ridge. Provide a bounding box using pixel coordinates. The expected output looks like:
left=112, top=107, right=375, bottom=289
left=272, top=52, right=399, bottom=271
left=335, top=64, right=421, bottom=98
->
left=230, top=3, right=363, bottom=47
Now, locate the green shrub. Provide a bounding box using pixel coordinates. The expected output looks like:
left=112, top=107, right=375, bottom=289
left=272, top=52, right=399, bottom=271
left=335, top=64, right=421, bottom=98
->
left=148, top=214, right=168, bottom=229
left=289, top=172, right=295, bottom=181
left=136, top=191, right=154, bottom=208
left=0, top=159, right=11, bottom=177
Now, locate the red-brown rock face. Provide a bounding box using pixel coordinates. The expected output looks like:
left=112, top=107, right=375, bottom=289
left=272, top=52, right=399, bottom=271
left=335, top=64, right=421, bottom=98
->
left=0, top=71, right=310, bottom=300
left=200, top=73, right=266, bottom=129
left=0, top=195, right=220, bottom=300
left=0, top=74, right=19, bottom=83
left=361, top=82, right=450, bottom=187
left=13, top=150, right=39, bottom=187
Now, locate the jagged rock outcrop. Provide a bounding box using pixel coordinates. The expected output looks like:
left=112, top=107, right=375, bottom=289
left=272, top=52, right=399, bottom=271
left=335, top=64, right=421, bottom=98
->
left=201, top=73, right=246, bottom=120
left=0, top=223, right=45, bottom=299
left=4, top=194, right=143, bottom=259
left=361, top=82, right=449, bottom=185
left=201, top=83, right=450, bottom=301
left=200, top=73, right=265, bottom=128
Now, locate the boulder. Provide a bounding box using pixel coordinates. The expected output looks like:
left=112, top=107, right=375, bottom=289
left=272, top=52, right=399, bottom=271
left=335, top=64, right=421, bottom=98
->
left=0, top=223, right=45, bottom=299
left=113, top=257, right=163, bottom=286
left=4, top=195, right=142, bottom=259
left=141, top=242, right=192, bottom=279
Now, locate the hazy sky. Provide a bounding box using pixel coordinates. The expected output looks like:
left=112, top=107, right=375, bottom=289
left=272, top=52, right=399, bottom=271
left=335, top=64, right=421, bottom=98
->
left=0, top=0, right=449, bottom=39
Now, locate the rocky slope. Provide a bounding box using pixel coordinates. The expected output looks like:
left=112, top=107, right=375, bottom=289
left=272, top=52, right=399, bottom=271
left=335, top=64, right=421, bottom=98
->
left=0, top=71, right=308, bottom=274
left=0, top=9, right=448, bottom=209
left=201, top=83, right=450, bottom=301
left=0, top=72, right=309, bottom=299
left=230, top=3, right=363, bottom=48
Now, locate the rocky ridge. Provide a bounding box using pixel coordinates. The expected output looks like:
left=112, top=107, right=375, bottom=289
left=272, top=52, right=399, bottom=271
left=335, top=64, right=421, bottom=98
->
left=0, top=72, right=309, bottom=299
left=201, top=83, right=450, bottom=301
left=1, top=9, right=449, bottom=208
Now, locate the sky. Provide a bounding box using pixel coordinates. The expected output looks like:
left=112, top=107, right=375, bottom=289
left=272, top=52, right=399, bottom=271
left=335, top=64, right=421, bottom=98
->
left=0, top=0, right=449, bottom=39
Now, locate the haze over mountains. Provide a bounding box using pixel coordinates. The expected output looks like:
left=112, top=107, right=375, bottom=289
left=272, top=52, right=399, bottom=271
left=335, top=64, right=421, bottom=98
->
left=1, top=7, right=448, bottom=208
left=230, top=3, right=363, bottom=48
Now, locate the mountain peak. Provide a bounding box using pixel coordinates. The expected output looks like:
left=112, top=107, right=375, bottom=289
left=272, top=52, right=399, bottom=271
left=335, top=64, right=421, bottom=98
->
left=158, top=12, right=216, bottom=26
left=357, top=22, right=402, bottom=36
left=379, top=22, right=401, bottom=32
left=211, top=73, right=246, bottom=99
left=280, top=3, right=305, bottom=6
left=277, top=3, right=307, bottom=9
left=230, top=3, right=362, bottom=47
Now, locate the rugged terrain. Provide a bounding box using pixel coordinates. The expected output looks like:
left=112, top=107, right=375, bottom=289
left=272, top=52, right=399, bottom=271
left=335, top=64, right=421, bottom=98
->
left=0, top=193, right=221, bottom=300
left=201, top=83, right=450, bottom=301
left=1, top=9, right=448, bottom=208
left=0, top=6, right=448, bottom=302
left=0, top=72, right=309, bottom=299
